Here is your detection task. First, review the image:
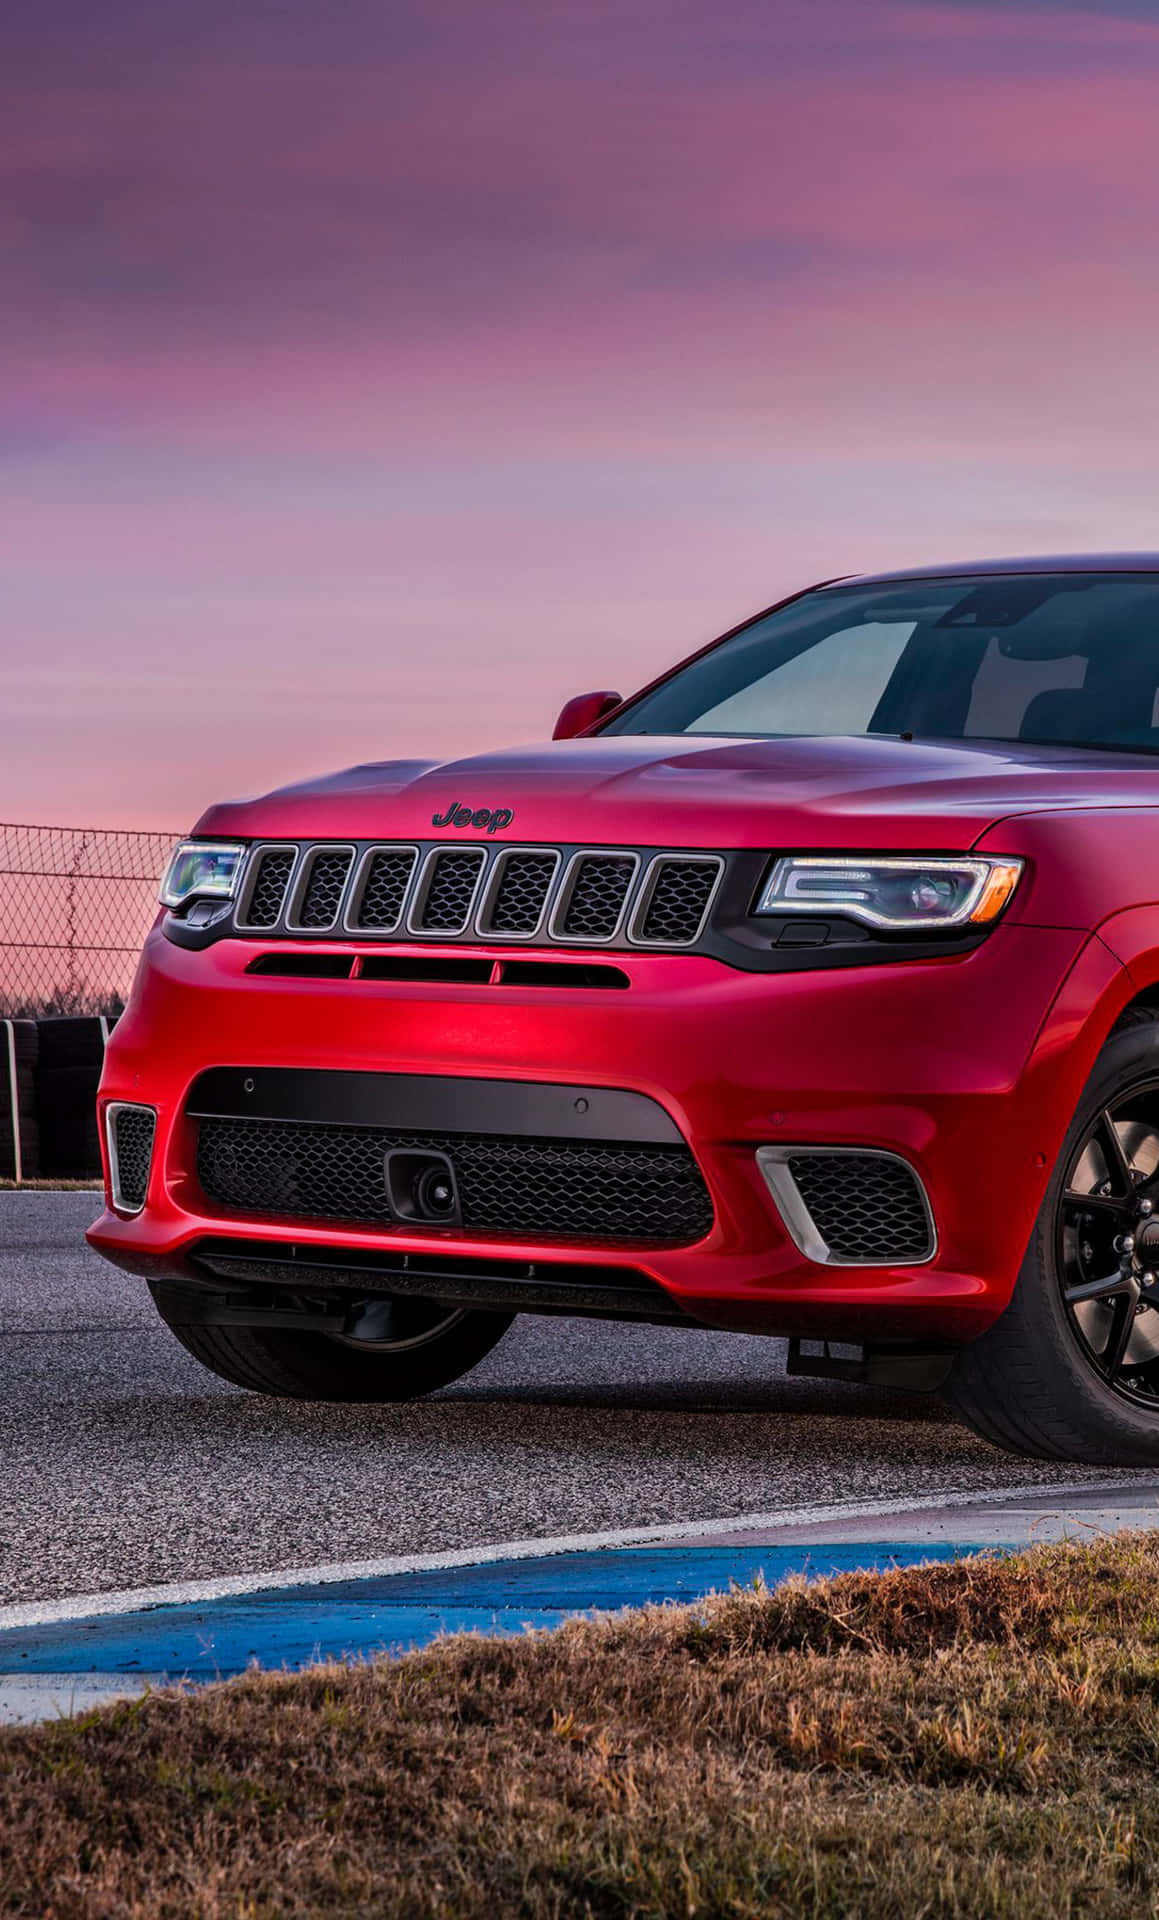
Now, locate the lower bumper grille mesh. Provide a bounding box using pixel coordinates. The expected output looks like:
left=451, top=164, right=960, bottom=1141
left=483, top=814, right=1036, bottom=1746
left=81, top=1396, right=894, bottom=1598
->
left=196, top=1116, right=714, bottom=1244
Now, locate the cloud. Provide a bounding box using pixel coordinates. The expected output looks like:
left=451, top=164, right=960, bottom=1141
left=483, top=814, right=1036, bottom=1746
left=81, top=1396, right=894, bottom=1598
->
left=3, top=0, right=1159, bottom=821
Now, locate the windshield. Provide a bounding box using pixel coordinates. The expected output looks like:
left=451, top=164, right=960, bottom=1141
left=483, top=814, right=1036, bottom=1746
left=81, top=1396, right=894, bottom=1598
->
left=602, top=573, right=1159, bottom=751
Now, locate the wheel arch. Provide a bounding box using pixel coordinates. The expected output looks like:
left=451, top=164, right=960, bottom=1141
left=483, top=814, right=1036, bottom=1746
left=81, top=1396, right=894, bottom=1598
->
left=1097, top=904, right=1159, bottom=1038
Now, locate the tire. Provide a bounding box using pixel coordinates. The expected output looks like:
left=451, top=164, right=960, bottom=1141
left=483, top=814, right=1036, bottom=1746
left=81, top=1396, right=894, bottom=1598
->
left=36, top=1064, right=103, bottom=1177
left=151, top=1290, right=515, bottom=1401
left=34, top=1018, right=111, bottom=1178
left=948, top=1012, right=1159, bottom=1462
left=36, top=1016, right=114, bottom=1071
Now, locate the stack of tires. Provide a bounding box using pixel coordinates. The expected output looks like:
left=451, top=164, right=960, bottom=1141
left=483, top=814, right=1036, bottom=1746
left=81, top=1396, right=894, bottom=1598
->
left=35, top=1016, right=116, bottom=1180
left=0, top=1019, right=39, bottom=1181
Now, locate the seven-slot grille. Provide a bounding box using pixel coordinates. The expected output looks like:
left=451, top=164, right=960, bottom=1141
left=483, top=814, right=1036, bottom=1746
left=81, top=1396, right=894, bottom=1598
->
left=226, top=843, right=726, bottom=950
left=196, top=1115, right=714, bottom=1245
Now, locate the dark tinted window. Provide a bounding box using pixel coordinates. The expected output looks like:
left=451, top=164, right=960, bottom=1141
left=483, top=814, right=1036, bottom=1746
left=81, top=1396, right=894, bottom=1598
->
left=602, top=574, right=1159, bottom=750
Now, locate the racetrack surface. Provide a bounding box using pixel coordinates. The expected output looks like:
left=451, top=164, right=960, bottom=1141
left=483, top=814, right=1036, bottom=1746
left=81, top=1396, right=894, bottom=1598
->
left=4, top=1192, right=1155, bottom=1606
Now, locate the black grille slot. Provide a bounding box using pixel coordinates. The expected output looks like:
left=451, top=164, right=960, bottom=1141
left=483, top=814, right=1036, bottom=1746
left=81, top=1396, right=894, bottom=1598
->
left=786, top=1152, right=933, bottom=1262
left=243, top=849, right=295, bottom=929
left=417, top=849, right=486, bottom=931
left=638, top=859, right=719, bottom=944
left=559, top=855, right=636, bottom=940
left=498, top=960, right=629, bottom=989
left=196, top=1116, right=713, bottom=1245
left=354, top=848, right=418, bottom=931
left=248, top=954, right=355, bottom=979
left=360, top=956, right=493, bottom=984
left=295, top=849, right=354, bottom=929
left=486, top=852, right=557, bottom=934
left=111, top=1105, right=155, bottom=1210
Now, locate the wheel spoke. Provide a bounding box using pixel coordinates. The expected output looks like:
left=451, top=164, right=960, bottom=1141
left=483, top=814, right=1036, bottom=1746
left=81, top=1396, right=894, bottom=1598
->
left=1062, top=1189, right=1130, bottom=1218
left=1100, top=1281, right=1141, bottom=1380
left=1065, top=1270, right=1136, bottom=1307
left=1094, top=1111, right=1135, bottom=1197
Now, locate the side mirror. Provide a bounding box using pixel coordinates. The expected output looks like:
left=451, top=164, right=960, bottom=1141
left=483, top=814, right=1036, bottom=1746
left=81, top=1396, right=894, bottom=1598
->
left=552, top=690, right=622, bottom=740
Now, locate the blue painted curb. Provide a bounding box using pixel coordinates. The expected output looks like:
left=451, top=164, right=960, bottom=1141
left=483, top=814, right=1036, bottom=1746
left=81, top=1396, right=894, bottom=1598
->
left=0, top=1540, right=984, bottom=1680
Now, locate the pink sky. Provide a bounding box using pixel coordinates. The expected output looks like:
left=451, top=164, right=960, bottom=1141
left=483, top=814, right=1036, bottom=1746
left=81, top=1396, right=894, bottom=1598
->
left=4, top=0, right=1159, bottom=829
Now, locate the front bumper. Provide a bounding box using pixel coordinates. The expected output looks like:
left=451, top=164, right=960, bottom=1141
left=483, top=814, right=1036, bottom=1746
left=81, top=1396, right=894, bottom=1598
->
left=88, top=920, right=1115, bottom=1343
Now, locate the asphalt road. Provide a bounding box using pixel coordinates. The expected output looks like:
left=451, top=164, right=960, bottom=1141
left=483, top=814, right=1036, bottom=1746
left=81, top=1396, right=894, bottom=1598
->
left=4, top=1192, right=1154, bottom=1606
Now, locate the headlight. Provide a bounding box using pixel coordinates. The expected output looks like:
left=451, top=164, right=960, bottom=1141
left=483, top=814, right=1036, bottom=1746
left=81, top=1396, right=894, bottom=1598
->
left=160, top=841, right=245, bottom=910
left=754, top=855, right=1023, bottom=932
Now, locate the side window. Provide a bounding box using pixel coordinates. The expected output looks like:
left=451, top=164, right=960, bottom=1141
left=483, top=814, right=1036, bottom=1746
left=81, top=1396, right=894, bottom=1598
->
left=964, top=638, right=1085, bottom=737
left=686, top=622, right=915, bottom=735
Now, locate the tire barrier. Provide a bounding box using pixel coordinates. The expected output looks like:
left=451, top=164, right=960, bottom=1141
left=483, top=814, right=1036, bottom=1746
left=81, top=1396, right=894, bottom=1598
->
left=0, top=1020, right=39, bottom=1182
left=32, top=1015, right=118, bottom=1181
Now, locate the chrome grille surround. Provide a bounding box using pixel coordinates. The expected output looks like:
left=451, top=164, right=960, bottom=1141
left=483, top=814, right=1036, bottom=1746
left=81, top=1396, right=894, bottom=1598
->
left=548, top=850, right=641, bottom=944
left=406, top=846, right=489, bottom=936
left=343, top=845, right=420, bottom=934
left=286, top=845, right=356, bottom=932
left=476, top=846, right=562, bottom=939
left=236, top=845, right=300, bottom=931
left=226, top=839, right=727, bottom=951
left=627, top=854, right=726, bottom=948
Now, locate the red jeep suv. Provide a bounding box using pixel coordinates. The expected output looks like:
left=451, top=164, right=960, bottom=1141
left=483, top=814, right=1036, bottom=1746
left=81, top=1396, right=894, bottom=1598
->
left=90, top=556, right=1159, bottom=1462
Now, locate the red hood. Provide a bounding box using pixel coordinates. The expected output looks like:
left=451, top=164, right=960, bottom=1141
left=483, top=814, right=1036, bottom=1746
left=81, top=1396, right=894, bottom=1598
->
left=195, top=733, right=1159, bottom=851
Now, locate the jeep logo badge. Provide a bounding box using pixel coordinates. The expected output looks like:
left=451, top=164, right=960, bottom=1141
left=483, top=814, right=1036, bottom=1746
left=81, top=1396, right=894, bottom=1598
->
left=431, top=800, right=514, bottom=834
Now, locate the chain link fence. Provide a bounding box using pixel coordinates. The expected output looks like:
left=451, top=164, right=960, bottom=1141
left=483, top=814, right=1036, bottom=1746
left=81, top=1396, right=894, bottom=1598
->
left=0, top=822, right=178, bottom=1017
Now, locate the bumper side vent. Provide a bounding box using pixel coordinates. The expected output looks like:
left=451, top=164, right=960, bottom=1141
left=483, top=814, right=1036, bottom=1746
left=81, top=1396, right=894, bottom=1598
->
left=107, top=1102, right=156, bottom=1214
left=757, top=1146, right=935, bottom=1266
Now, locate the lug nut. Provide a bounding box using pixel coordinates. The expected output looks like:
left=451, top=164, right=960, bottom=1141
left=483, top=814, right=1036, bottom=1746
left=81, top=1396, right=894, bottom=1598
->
left=1141, top=1199, right=1155, bottom=1217
left=1117, top=1234, right=1136, bottom=1255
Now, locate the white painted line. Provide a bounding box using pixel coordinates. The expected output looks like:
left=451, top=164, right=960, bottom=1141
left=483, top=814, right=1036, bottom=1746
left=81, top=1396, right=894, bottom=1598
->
left=3, top=1023, right=22, bottom=1186
left=0, top=1476, right=1146, bottom=1632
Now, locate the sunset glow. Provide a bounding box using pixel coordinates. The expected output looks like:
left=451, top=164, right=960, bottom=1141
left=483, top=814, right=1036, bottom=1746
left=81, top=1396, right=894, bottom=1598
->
left=5, top=0, right=1159, bottom=827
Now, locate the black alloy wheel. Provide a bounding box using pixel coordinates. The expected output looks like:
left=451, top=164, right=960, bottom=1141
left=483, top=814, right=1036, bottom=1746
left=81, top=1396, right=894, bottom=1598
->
left=948, top=1013, right=1159, bottom=1461
left=1058, top=1084, right=1159, bottom=1404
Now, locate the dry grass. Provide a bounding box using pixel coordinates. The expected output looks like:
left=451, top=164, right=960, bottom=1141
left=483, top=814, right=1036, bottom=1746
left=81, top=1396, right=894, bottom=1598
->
left=5, top=1534, right=1159, bottom=1917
